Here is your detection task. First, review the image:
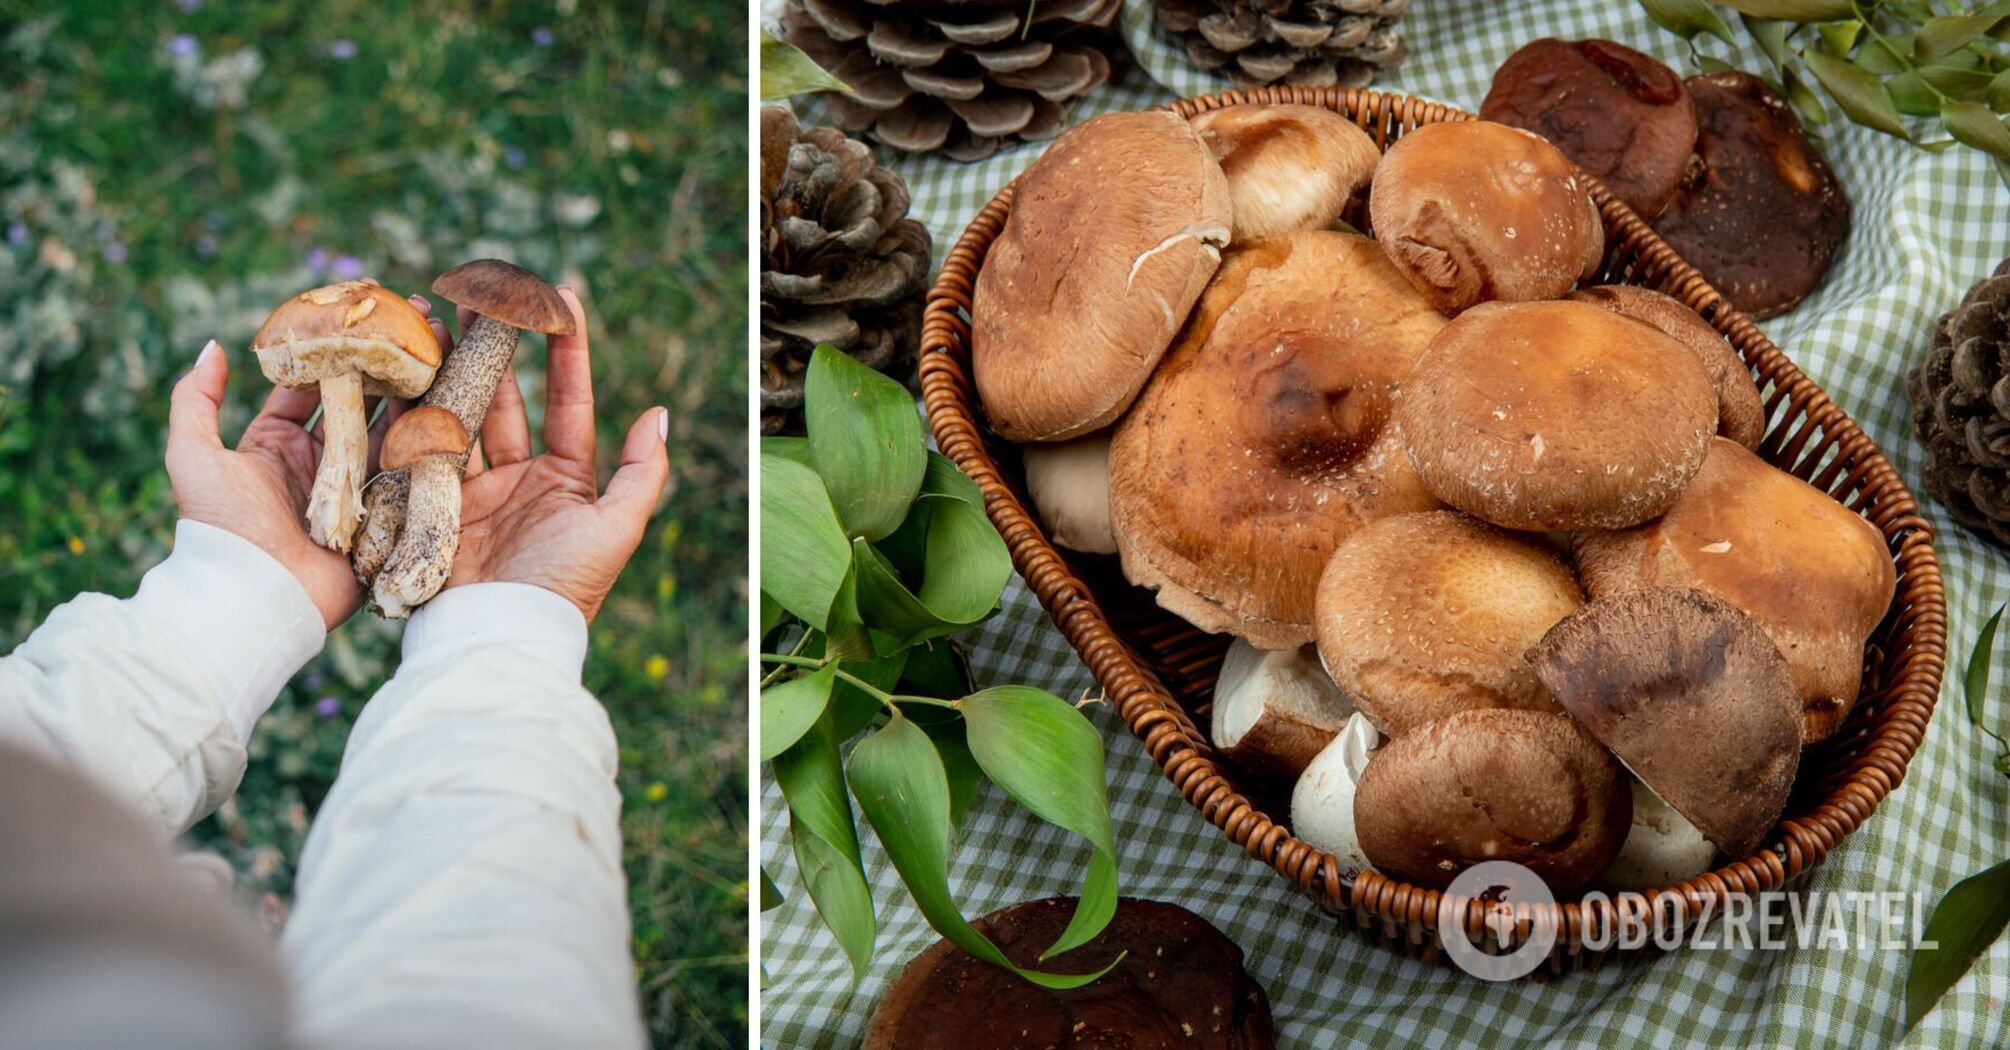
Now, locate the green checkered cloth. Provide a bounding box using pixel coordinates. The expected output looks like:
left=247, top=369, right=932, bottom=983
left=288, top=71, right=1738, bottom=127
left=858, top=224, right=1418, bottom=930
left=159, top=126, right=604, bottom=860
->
left=760, top=2, right=2010, bottom=1045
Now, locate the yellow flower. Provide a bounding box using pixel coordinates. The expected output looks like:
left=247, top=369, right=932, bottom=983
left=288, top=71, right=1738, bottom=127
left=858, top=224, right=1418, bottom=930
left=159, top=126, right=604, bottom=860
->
left=66, top=536, right=84, bottom=555
left=644, top=654, right=669, bottom=681
left=643, top=782, right=668, bottom=802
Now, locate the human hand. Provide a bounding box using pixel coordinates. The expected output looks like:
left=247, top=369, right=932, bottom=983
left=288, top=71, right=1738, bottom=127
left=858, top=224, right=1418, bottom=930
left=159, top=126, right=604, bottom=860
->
left=434, top=286, right=670, bottom=623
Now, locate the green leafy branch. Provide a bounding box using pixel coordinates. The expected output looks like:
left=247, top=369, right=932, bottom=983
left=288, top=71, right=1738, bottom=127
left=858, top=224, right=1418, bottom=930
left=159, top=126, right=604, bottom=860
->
left=759, top=30, right=850, bottom=101
left=759, top=346, right=1122, bottom=988
left=1638, top=0, right=2010, bottom=186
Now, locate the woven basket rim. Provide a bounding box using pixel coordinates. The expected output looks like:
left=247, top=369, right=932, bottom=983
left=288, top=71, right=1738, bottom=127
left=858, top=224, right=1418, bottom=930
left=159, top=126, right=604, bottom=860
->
left=917, top=85, right=1948, bottom=960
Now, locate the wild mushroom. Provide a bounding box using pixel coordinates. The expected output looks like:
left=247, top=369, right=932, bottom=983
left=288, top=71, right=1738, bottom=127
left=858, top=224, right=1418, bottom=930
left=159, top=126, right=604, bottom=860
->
left=370, top=407, right=470, bottom=617
left=1022, top=432, right=1116, bottom=555
left=1188, top=104, right=1381, bottom=241
left=1572, top=438, right=1898, bottom=742
left=1567, top=284, right=1766, bottom=449
left=971, top=110, right=1232, bottom=442
left=1289, top=712, right=1381, bottom=876
left=352, top=260, right=575, bottom=608
left=1395, top=299, right=1718, bottom=531
left=1108, top=231, right=1446, bottom=648
left=1525, top=587, right=1802, bottom=859
left=1351, top=708, right=1631, bottom=894
left=252, top=281, right=441, bottom=552
left=1601, top=777, right=1717, bottom=892
left=1209, top=640, right=1355, bottom=777
left=1313, top=511, right=1581, bottom=737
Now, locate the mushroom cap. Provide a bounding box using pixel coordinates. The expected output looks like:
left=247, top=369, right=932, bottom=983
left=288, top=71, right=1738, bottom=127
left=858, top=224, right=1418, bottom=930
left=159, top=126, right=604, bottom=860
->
left=1480, top=38, right=1698, bottom=219
left=430, top=259, right=577, bottom=335
left=1108, top=231, right=1447, bottom=648
left=253, top=281, right=442, bottom=397
left=972, top=110, right=1232, bottom=442
left=1395, top=299, right=1718, bottom=531
left=1567, top=284, right=1766, bottom=450
left=1351, top=708, right=1630, bottom=894
left=1289, top=712, right=1381, bottom=877
left=1572, top=438, right=1898, bottom=742
left=1525, top=586, right=1801, bottom=859
left=1366, top=120, right=1605, bottom=314
left=864, top=897, right=1275, bottom=1050
left=379, top=405, right=471, bottom=471
left=1314, top=511, right=1582, bottom=737
left=1022, top=432, right=1116, bottom=555
left=1651, top=72, right=1850, bottom=320
left=1188, top=103, right=1381, bottom=241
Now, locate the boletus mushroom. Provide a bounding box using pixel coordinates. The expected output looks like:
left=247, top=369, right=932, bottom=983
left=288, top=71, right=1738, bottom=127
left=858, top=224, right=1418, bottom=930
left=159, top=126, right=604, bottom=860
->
left=1188, top=103, right=1380, bottom=241
left=1572, top=438, right=1898, bottom=742
left=864, top=896, right=1275, bottom=1050
left=1351, top=708, right=1630, bottom=894
left=1567, top=284, right=1766, bottom=449
left=1289, top=712, right=1381, bottom=877
left=253, top=281, right=441, bottom=552
left=1209, top=640, right=1355, bottom=777
left=371, top=407, right=470, bottom=617
left=1526, top=587, right=1802, bottom=859
left=1022, top=432, right=1117, bottom=556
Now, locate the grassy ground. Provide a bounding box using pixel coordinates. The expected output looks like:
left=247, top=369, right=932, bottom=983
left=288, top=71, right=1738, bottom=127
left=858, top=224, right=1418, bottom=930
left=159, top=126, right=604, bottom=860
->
left=0, top=2, right=747, bottom=1045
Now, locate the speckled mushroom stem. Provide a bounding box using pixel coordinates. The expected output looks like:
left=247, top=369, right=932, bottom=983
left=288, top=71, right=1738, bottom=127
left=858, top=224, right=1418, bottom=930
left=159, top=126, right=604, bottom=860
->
left=370, top=454, right=462, bottom=618
left=305, top=370, right=368, bottom=552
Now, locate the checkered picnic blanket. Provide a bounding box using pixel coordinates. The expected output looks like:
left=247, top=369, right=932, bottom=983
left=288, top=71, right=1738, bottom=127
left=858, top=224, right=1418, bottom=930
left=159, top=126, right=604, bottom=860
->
left=759, top=2, right=2010, bottom=1046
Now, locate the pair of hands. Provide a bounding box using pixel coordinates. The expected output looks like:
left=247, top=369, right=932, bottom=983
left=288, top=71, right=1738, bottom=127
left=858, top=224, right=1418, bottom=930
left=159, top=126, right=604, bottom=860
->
left=166, top=285, right=669, bottom=630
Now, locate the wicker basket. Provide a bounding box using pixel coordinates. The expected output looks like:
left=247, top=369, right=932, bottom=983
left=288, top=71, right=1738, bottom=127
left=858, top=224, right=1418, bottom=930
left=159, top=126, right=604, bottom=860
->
left=918, top=86, right=1950, bottom=973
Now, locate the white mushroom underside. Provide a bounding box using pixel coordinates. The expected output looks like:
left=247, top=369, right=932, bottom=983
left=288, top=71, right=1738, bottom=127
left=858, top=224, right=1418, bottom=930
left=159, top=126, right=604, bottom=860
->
left=257, top=336, right=437, bottom=398
left=1290, top=713, right=1381, bottom=875
left=1600, top=777, right=1716, bottom=891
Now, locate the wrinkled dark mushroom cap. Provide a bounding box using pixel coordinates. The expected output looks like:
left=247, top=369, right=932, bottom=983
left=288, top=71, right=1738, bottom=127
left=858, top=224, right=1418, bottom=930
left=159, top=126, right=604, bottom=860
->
left=431, top=259, right=576, bottom=335
left=865, top=897, right=1275, bottom=1050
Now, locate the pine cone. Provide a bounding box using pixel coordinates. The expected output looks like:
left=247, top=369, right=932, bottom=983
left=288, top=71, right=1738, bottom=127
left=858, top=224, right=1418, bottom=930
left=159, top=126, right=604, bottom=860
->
left=778, top=0, right=1120, bottom=162
left=1156, top=0, right=1410, bottom=87
left=761, top=106, right=933, bottom=436
left=1907, top=258, right=2010, bottom=550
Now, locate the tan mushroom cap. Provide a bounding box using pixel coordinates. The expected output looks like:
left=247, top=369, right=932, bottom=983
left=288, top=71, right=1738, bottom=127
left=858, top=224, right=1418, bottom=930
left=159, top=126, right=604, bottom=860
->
left=1109, top=231, right=1447, bottom=649
left=1396, top=299, right=1718, bottom=531
left=1352, top=708, right=1630, bottom=894
left=1573, top=438, right=1898, bottom=742
left=972, top=110, right=1232, bottom=442
left=1189, top=103, right=1381, bottom=241
left=1367, top=120, right=1605, bottom=314
left=1567, top=284, right=1766, bottom=449
left=379, top=406, right=470, bottom=472
left=1526, top=587, right=1802, bottom=859
left=431, top=259, right=576, bottom=335
left=1315, top=511, right=1582, bottom=737
left=252, top=280, right=442, bottom=396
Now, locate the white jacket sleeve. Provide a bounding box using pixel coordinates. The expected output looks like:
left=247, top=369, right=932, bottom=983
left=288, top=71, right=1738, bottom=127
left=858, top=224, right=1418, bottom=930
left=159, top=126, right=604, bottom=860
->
left=282, top=583, right=645, bottom=1050
left=0, top=520, right=325, bottom=836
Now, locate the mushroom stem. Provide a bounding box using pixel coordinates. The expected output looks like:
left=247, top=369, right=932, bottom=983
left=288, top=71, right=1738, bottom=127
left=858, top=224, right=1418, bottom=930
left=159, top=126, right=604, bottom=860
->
left=371, top=455, right=462, bottom=618
left=305, top=370, right=369, bottom=552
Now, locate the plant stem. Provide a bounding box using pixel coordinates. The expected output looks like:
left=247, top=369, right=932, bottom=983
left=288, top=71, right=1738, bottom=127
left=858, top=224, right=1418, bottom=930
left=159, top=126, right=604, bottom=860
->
left=1852, top=0, right=1955, bottom=105
left=758, top=652, right=961, bottom=712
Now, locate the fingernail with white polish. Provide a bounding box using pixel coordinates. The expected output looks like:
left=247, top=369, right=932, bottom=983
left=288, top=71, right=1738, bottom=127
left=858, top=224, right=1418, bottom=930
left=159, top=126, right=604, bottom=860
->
left=656, top=407, right=669, bottom=443
left=198, top=340, right=220, bottom=366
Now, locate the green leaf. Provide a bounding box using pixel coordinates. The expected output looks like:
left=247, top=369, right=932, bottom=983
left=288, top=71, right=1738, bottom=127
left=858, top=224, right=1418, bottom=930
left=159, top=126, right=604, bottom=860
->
left=760, top=592, right=786, bottom=640
left=833, top=649, right=906, bottom=740
left=900, top=639, right=974, bottom=699
left=1805, top=50, right=1911, bottom=138
left=918, top=716, right=985, bottom=828
left=760, top=867, right=785, bottom=911
left=1920, top=61, right=1997, bottom=102
left=1709, top=0, right=1853, bottom=20
left=761, top=663, right=838, bottom=761
left=759, top=30, right=851, bottom=100
left=762, top=435, right=812, bottom=467
left=1906, top=859, right=2010, bottom=1028
left=774, top=712, right=876, bottom=980
left=1890, top=72, right=1942, bottom=116
left=959, top=686, right=1121, bottom=959
left=805, top=345, right=926, bottom=542
left=1783, top=65, right=1831, bottom=126
left=1638, top=0, right=1738, bottom=44
left=760, top=453, right=852, bottom=631
left=1857, top=39, right=1909, bottom=76
left=1815, top=19, right=1861, bottom=57
left=852, top=538, right=979, bottom=647
left=846, top=713, right=1117, bottom=989
left=1964, top=605, right=2004, bottom=732
left=1942, top=99, right=2010, bottom=162
left=823, top=561, right=875, bottom=661
left=1744, top=15, right=1791, bottom=71
left=1991, top=69, right=2010, bottom=113
left=1698, top=54, right=1740, bottom=75
left=1914, top=11, right=2010, bottom=62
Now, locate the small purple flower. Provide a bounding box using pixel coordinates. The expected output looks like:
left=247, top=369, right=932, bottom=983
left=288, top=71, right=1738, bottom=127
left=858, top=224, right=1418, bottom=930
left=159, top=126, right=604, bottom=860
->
left=168, top=34, right=199, bottom=58
left=194, top=234, right=217, bottom=259
left=103, top=241, right=127, bottom=264
left=331, top=254, right=365, bottom=280
left=306, top=247, right=330, bottom=272
left=6, top=222, right=26, bottom=247
left=327, top=39, right=357, bottom=61
left=174, top=0, right=202, bottom=11
left=532, top=26, right=554, bottom=47
left=502, top=146, right=526, bottom=170
left=313, top=697, right=341, bottom=719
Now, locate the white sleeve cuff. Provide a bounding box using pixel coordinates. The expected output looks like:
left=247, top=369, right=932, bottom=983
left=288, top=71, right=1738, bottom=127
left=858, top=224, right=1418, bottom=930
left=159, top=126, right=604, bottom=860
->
left=132, top=521, right=327, bottom=740
left=400, top=583, right=589, bottom=681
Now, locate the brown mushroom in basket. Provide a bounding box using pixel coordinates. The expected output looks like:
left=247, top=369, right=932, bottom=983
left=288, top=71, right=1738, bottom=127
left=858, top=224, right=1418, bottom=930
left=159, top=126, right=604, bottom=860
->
left=253, top=281, right=442, bottom=553
left=865, top=896, right=1275, bottom=1050
left=1526, top=587, right=1802, bottom=860
left=1109, top=230, right=1447, bottom=648
left=1209, top=640, right=1354, bottom=777
left=971, top=110, right=1232, bottom=442
left=1567, top=284, right=1766, bottom=449
left=1022, top=432, right=1116, bottom=556
left=1188, top=104, right=1380, bottom=241
left=1351, top=708, right=1631, bottom=894
left=1572, top=438, right=1898, bottom=743
left=1314, top=511, right=1580, bottom=737
left=370, top=407, right=469, bottom=616
left=1367, top=120, right=1605, bottom=315
left=1395, top=299, right=1718, bottom=531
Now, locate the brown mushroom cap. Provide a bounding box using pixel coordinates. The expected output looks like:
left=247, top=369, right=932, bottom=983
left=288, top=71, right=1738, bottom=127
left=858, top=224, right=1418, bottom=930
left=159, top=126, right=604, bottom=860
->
left=1480, top=38, right=1698, bottom=219
left=1367, top=120, right=1605, bottom=314
left=1314, top=511, right=1581, bottom=736
left=252, top=281, right=442, bottom=396
left=430, top=259, right=576, bottom=335
left=1526, top=587, right=1802, bottom=859
left=1567, top=284, right=1766, bottom=449
left=1396, top=300, right=1717, bottom=531
left=1652, top=71, right=1850, bottom=320
left=1109, top=231, right=1447, bottom=648
left=1352, top=708, right=1630, bottom=894
left=1189, top=103, right=1381, bottom=241
left=379, top=405, right=471, bottom=471
left=1572, top=438, right=1898, bottom=742
left=972, top=110, right=1232, bottom=442
left=864, top=897, right=1275, bottom=1050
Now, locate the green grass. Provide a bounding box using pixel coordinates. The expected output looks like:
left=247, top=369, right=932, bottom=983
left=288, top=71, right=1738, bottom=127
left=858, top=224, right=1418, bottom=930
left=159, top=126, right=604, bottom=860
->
left=0, top=2, right=747, bottom=1045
